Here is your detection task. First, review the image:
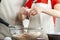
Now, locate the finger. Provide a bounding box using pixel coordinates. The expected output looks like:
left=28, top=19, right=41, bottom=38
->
left=22, top=15, right=26, bottom=20
left=20, top=7, right=27, bottom=15
left=30, top=9, right=38, bottom=16
left=31, top=11, right=37, bottom=16
left=29, top=8, right=35, bottom=14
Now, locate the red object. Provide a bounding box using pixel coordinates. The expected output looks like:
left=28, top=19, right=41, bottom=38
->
left=25, top=0, right=33, bottom=8
left=25, top=0, right=48, bottom=8
left=51, top=0, right=60, bottom=24
left=36, top=0, right=48, bottom=4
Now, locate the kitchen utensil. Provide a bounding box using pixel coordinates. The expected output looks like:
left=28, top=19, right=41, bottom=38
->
left=23, top=19, right=30, bottom=32
left=0, top=18, right=15, bottom=28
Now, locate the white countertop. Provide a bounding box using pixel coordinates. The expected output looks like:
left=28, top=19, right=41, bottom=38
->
left=47, top=32, right=60, bottom=35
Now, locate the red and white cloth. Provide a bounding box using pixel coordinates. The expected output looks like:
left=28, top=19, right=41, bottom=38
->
left=24, top=0, right=60, bottom=33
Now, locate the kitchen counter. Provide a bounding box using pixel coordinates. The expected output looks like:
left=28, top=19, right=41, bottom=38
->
left=47, top=33, right=60, bottom=40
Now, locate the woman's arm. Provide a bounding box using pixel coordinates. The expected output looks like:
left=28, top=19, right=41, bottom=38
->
left=41, top=4, right=60, bottom=18
left=16, top=0, right=27, bottom=24
left=16, top=7, right=28, bottom=25
left=28, top=4, right=60, bottom=17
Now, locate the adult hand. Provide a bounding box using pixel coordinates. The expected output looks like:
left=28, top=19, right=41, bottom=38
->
left=17, top=7, right=28, bottom=21
left=29, top=8, right=38, bottom=16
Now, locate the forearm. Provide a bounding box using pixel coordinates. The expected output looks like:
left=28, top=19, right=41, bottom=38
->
left=16, top=0, right=27, bottom=22
left=43, top=9, right=60, bottom=18
left=16, top=7, right=29, bottom=25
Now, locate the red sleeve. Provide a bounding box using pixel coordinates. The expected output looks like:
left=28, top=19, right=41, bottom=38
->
left=25, top=0, right=33, bottom=8
left=51, top=0, right=60, bottom=24
left=51, top=0, right=60, bottom=9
